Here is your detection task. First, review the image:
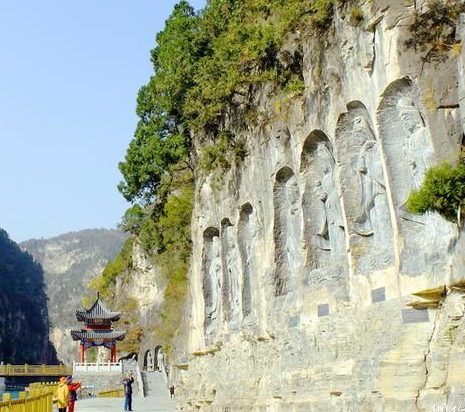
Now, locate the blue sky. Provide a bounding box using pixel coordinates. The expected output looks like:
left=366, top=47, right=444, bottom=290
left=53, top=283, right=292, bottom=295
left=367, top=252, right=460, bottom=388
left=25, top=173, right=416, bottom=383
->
left=0, top=0, right=206, bottom=242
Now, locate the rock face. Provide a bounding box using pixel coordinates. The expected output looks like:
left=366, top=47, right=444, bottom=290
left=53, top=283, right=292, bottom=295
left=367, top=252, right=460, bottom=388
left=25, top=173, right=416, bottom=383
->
left=20, top=229, right=127, bottom=364
left=0, top=229, right=56, bottom=363
left=169, top=2, right=465, bottom=411
left=114, top=241, right=167, bottom=361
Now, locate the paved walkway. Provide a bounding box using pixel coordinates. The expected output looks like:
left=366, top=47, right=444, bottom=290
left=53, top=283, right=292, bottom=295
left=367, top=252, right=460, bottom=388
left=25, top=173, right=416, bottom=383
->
left=73, top=395, right=177, bottom=412
left=71, top=373, right=177, bottom=412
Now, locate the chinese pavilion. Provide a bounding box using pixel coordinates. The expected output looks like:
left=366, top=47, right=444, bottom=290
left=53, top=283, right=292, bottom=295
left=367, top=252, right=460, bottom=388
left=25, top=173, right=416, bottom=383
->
left=70, top=293, right=126, bottom=363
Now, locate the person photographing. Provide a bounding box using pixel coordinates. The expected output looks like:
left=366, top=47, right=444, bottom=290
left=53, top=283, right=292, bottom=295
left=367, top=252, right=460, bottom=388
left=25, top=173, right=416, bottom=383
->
left=123, top=374, right=134, bottom=411
left=66, top=375, right=81, bottom=412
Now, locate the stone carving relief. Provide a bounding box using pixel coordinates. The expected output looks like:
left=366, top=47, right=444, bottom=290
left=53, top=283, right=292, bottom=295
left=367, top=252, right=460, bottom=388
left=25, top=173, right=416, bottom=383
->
left=202, top=227, right=221, bottom=336
left=300, top=131, right=347, bottom=290
left=377, top=78, right=456, bottom=275
left=273, top=167, right=302, bottom=296
left=237, top=203, right=258, bottom=325
left=221, top=218, right=242, bottom=329
left=335, top=101, right=394, bottom=274
left=146, top=350, right=154, bottom=371
left=157, top=348, right=165, bottom=373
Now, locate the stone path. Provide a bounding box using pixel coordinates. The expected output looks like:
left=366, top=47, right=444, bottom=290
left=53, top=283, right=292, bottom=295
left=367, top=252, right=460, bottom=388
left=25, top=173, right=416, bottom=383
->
left=72, top=394, right=177, bottom=412
left=70, top=373, right=177, bottom=412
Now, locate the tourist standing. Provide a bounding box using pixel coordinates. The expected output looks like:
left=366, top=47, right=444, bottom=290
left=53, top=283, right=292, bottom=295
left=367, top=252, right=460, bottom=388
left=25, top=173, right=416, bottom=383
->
left=123, top=374, right=134, bottom=411
left=67, top=375, right=81, bottom=412
left=57, top=376, right=70, bottom=412
left=169, top=385, right=175, bottom=398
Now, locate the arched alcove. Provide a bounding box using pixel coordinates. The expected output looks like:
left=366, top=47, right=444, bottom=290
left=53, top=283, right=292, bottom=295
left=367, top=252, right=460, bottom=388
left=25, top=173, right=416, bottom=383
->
left=143, top=349, right=154, bottom=371
left=202, top=227, right=221, bottom=336
left=154, top=345, right=163, bottom=372
left=334, top=100, right=394, bottom=275
left=377, top=77, right=455, bottom=275
left=238, top=203, right=258, bottom=323
left=220, top=218, right=241, bottom=328
left=300, top=130, right=348, bottom=288
left=273, top=166, right=301, bottom=296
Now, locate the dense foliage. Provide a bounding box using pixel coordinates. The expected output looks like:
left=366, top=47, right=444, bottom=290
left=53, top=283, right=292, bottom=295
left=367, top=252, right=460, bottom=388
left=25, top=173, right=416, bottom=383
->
left=89, top=237, right=135, bottom=300
left=405, top=0, right=465, bottom=62
left=0, top=229, right=57, bottom=363
left=118, top=0, right=363, bottom=201
left=407, top=162, right=465, bottom=223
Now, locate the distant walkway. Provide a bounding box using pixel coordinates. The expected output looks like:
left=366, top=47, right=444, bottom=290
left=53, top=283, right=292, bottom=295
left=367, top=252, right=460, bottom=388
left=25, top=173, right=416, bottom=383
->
left=0, top=364, right=72, bottom=377
left=72, top=395, right=177, bottom=412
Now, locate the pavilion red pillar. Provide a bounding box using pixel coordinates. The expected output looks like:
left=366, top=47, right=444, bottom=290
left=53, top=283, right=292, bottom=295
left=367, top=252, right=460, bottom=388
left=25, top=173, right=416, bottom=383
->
left=111, top=344, right=116, bottom=363
left=80, top=343, right=85, bottom=363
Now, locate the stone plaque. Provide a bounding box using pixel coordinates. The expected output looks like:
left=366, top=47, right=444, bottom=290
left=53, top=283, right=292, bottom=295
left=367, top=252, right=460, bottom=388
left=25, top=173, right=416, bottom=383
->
left=288, top=315, right=300, bottom=327
left=318, top=303, right=329, bottom=317
left=371, top=287, right=386, bottom=303
left=401, top=308, right=429, bottom=324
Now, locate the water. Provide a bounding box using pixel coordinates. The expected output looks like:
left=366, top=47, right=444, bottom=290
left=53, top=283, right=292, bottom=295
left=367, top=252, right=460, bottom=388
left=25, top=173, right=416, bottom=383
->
left=0, top=388, right=23, bottom=400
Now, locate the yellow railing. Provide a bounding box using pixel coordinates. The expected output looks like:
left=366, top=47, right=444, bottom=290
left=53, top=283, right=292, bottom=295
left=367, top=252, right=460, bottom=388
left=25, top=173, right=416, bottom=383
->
left=0, top=386, right=54, bottom=412
left=29, top=382, right=58, bottom=397
left=97, top=388, right=124, bottom=397
left=0, top=365, right=72, bottom=377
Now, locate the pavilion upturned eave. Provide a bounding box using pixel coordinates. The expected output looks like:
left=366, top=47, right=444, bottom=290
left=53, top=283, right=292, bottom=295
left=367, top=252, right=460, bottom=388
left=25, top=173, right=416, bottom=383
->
left=70, top=329, right=126, bottom=341
left=75, top=294, right=121, bottom=322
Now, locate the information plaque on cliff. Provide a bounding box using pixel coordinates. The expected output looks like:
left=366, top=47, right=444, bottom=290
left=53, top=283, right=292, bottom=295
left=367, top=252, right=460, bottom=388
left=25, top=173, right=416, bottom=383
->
left=401, top=308, right=430, bottom=324
left=371, top=287, right=386, bottom=303
left=317, top=304, right=329, bottom=317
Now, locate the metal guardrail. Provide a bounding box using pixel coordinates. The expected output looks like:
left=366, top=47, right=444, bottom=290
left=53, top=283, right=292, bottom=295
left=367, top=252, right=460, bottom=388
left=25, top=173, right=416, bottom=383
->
left=0, top=383, right=55, bottom=412
left=97, top=388, right=124, bottom=397
left=0, top=364, right=72, bottom=377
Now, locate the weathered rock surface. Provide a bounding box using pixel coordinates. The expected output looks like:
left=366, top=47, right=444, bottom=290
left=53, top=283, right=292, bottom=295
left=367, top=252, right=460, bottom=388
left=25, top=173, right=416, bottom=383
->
left=167, top=2, right=465, bottom=411
left=114, top=241, right=167, bottom=365
left=21, top=229, right=127, bottom=364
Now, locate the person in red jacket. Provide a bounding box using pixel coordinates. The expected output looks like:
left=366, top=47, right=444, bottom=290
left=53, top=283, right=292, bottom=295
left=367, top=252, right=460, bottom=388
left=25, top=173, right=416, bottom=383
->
left=66, top=375, right=82, bottom=412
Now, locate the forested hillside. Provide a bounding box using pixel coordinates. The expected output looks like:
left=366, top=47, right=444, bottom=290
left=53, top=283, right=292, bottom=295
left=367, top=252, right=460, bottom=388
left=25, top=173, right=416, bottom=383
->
left=0, top=229, right=56, bottom=363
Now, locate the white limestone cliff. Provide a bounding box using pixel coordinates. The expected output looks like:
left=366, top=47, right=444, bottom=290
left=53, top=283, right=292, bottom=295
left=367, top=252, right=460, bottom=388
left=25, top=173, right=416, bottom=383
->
left=167, top=2, right=465, bottom=411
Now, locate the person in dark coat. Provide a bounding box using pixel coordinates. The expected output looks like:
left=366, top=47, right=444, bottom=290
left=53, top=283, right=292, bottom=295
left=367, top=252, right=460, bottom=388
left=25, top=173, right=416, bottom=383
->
left=123, top=375, right=134, bottom=411
left=169, top=385, right=175, bottom=398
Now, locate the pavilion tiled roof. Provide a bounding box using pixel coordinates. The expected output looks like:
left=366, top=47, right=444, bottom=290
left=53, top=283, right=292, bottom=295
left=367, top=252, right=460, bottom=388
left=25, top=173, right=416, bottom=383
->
left=76, top=293, right=121, bottom=322
left=70, top=330, right=126, bottom=341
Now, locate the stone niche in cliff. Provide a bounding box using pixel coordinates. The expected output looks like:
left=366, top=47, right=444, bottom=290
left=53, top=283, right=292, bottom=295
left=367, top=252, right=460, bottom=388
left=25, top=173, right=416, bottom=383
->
left=201, top=226, right=221, bottom=342
left=377, top=78, right=456, bottom=278
left=273, top=166, right=301, bottom=296
left=300, top=130, right=348, bottom=298
left=220, top=218, right=241, bottom=330
left=237, top=203, right=258, bottom=327
left=335, top=101, right=395, bottom=276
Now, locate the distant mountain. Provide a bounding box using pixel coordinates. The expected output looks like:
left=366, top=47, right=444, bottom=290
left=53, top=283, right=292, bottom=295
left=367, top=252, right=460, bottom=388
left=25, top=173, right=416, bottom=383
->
left=21, top=228, right=127, bottom=364
left=0, top=229, right=57, bottom=363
